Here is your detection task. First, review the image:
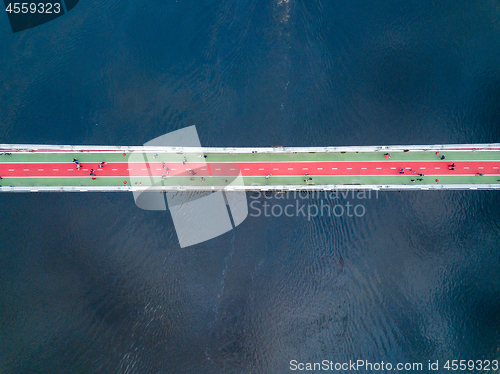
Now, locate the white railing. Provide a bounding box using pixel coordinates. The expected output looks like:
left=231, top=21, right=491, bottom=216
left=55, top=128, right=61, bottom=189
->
left=0, top=143, right=500, bottom=153
left=1, top=184, right=500, bottom=193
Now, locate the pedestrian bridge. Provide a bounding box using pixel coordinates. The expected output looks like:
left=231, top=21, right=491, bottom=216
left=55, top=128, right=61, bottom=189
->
left=0, top=143, right=499, bottom=192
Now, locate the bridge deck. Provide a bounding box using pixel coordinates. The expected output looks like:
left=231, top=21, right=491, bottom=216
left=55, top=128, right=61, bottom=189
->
left=0, top=146, right=499, bottom=191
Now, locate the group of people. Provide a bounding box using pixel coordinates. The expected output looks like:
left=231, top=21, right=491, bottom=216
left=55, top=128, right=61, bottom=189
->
left=71, top=154, right=213, bottom=185
left=73, top=158, right=106, bottom=180
left=398, top=167, right=424, bottom=176
left=396, top=167, right=426, bottom=183
left=161, top=162, right=170, bottom=180
left=385, top=152, right=448, bottom=160
left=390, top=153, right=459, bottom=184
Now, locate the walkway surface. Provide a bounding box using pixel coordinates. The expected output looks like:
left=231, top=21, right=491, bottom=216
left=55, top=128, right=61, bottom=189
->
left=0, top=145, right=499, bottom=191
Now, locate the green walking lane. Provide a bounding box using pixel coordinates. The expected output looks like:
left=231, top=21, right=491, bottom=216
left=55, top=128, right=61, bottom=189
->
left=2, top=175, right=499, bottom=188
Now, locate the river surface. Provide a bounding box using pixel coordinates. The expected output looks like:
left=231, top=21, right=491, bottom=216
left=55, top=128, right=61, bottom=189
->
left=1, top=1, right=500, bottom=373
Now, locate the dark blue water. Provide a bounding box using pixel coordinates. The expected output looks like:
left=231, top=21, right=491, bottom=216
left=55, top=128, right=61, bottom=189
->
left=1, top=1, right=500, bottom=373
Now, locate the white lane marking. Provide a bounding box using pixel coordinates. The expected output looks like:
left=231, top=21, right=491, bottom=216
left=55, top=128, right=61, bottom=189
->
left=391, top=167, right=396, bottom=169
left=127, top=168, right=132, bottom=171
left=68, top=169, right=73, bottom=171
left=435, top=167, right=440, bottom=169
left=53, top=169, right=58, bottom=171
left=244, top=168, right=250, bottom=170
left=288, top=168, right=293, bottom=170
left=141, top=169, right=146, bottom=171
left=201, top=168, right=206, bottom=170
left=156, top=168, right=162, bottom=170
left=332, top=168, right=337, bottom=170
left=259, top=168, right=264, bottom=170
left=494, top=167, right=499, bottom=169
left=273, top=168, right=279, bottom=170
left=420, top=167, right=426, bottom=169
left=361, top=168, right=367, bottom=170
left=317, top=168, right=323, bottom=170
left=83, top=169, right=88, bottom=171
left=23, top=169, right=29, bottom=171
left=376, top=167, right=381, bottom=170
left=478, top=167, right=484, bottom=169
left=8, top=169, right=14, bottom=171
left=347, top=168, right=352, bottom=170
left=38, top=169, right=44, bottom=171
left=171, top=168, right=176, bottom=170
left=302, top=168, right=308, bottom=170
left=464, top=167, right=469, bottom=169
left=216, top=168, right=221, bottom=170
left=230, top=168, right=236, bottom=170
